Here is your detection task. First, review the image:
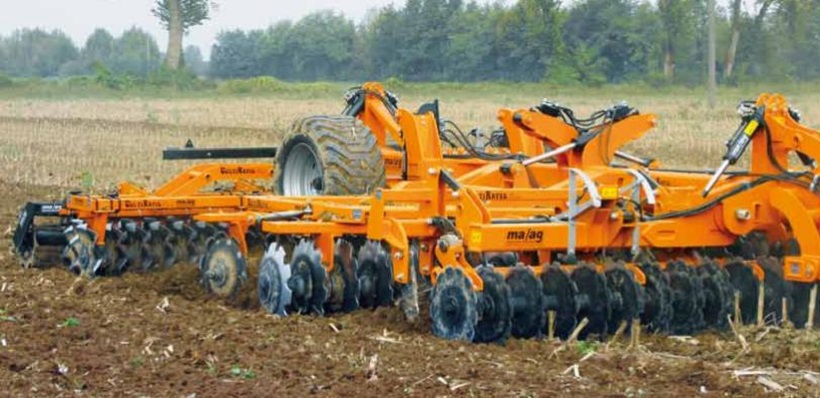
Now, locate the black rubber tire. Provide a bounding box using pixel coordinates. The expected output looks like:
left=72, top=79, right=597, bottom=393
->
left=274, top=115, right=386, bottom=196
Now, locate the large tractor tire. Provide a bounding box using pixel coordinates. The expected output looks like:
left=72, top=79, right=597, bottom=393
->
left=275, top=115, right=386, bottom=196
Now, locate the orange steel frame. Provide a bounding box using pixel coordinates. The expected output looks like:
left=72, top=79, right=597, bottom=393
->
left=55, top=86, right=820, bottom=293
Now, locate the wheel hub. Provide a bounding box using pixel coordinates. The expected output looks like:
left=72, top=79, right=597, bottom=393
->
left=282, top=142, right=323, bottom=196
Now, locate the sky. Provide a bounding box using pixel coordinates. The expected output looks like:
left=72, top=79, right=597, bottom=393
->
left=0, top=0, right=507, bottom=60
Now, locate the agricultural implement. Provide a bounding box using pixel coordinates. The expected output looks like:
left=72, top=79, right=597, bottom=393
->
left=12, top=83, right=820, bottom=343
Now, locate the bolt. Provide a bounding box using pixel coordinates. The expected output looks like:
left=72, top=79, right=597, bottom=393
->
left=735, top=208, right=751, bottom=221
left=428, top=167, right=437, bottom=176
left=394, top=251, right=404, bottom=260
left=452, top=191, right=460, bottom=198
left=438, top=240, right=449, bottom=253
left=610, top=211, right=620, bottom=221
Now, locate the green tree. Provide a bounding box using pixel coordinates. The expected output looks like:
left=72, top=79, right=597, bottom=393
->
left=257, top=22, right=296, bottom=79
left=152, top=0, right=215, bottom=69
left=495, top=0, right=566, bottom=82
left=658, top=0, right=695, bottom=79
left=1, top=29, right=78, bottom=77
left=723, top=0, right=742, bottom=78
left=288, top=11, right=357, bottom=80
left=210, top=30, right=257, bottom=78
left=184, top=45, right=207, bottom=76
left=109, top=28, right=161, bottom=77
left=447, top=3, right=500, bottom=81
left=564, top=0, right=660, bottom=84
left=83, top=28, right=115, bottom=66
left=363, top=6, right=405, bottom=79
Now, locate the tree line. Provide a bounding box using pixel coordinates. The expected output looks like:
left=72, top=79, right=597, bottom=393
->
left=0, top=27, right=207, bottom=79
left=2, top=0, right=819, bottom=85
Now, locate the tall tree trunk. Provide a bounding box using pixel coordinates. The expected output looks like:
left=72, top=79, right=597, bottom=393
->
left=658, top=0, right=675, bottom=78
left=164, top=0, right=183, bottom=70
left=663, top=47, right=675, bottom=77
left=723, top=0, right=741, bottom=79
left=707, top=0, right=717, bottom=107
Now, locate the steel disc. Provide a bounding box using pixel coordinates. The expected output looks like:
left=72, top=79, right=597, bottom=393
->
left=724, top=259, right=759, bottom=325
left=141, top=220, right=176, bottom=270
left=605, top=262, right=643, bottom=334
left=200, top=238, right=247, bottom=298
left=571, top=263, right=610, bottom=339
left=506, top=264, right=545, bottom=339
left=258, top=242, right=292, bottom=316
left=62, top=228, right=99, bottom=278
left=430, top=266, right=477, bottom=341
left=758, top=257, right=789, bottom=325
left=15, top=243, right=35, bottom=269
left=666, top=260, right=704, bottom=334
left=168, top=219, right=195, bottom=266
left=140, top=220, right=161, bottom=271
left=118, top=219, right=144, bottom=273
left=101, top=229, right=128, bottom=276
left=789, top=282, right=819, bottom=329
left=326, top=239, right=359, bottom=313
left=287, top=239, right=327, bottom=315
left=541, top=263, right=579, bottom=340
left=640, top=262, right=673, bottom=333
left=696, top=259, right=733, bottom=330
left=190, top=222, right=219, bottom=265
left=474, top=266, right=512, bottom=344
left=245, top=226, right=265, bottom=256
left=484, top=252, right=518, bottom=267
left=17, top=224, right=65, bottom=269
left=357, top=241, right=393, bottom=309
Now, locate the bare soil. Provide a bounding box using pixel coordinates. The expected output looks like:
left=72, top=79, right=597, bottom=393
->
left=0, top=181, right=818, bottom=397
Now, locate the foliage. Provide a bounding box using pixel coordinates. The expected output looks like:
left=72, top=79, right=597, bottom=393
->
left=0, top=29, right=78, bottom=77
left=217, top=76, right=287, bottom=94
left=576, top=340, right=598, bottom=355
left=0, top=308, right=16, bottom=323
left=184, top=45, right=207, bottom=76
left=152, top=0, right=214, bottom=32
left=109, top=28, right=161, bottom=77
left=83, top=28, right=115, bottom=66
left=92, top=62, right=212, bottom=91
left=230, top=365, right=256, bottom=379
left=0, top=74, right=12, bottom=88
left=5, top=0, right=820, bottom=85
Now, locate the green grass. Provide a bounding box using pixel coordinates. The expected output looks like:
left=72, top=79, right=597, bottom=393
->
left=576, top=340, right=598, bottom=355
left=130, top=356, right=144, bottom=368
left=230, top=365, right=256, bottom=380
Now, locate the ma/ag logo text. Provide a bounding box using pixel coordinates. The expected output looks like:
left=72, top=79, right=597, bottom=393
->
left=506, top=229, right=544, bottom=243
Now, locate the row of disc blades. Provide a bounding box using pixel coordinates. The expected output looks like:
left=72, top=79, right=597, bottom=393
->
left=48, top=219, right=819, bottom=343
left=201, top=237, right=398, bottom=318
left=430, top=255, right=818, bottom=342
left=58, top=219, right=235, bottom=278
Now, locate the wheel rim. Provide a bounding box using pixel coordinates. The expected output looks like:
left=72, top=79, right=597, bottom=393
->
left=282, top=142, right=323, bottom=196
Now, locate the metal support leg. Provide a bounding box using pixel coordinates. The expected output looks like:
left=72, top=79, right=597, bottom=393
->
left=631, top=183, right=641, bottom=258
left=568, top=171, right=577, bottom=258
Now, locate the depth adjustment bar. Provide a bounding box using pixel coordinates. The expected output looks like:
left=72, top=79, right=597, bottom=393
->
left=163, top=140, right=278, bottom=160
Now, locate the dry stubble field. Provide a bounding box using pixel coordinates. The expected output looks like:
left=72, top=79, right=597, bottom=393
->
left=0, top=86, right=818, bottom=397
